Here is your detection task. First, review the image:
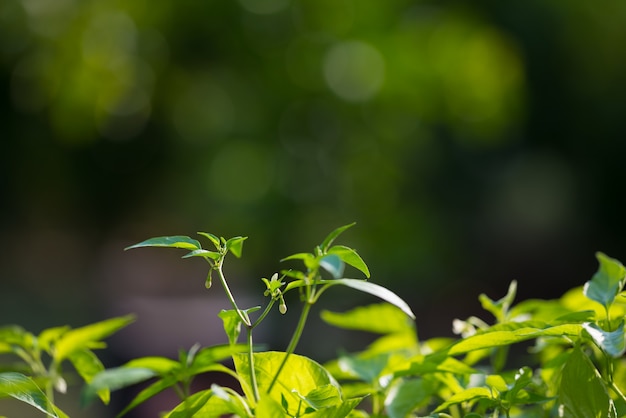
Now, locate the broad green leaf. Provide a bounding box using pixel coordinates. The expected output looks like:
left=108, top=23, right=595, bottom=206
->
left=321, top=279, right=415, bottom=320
left=54, top=315, right=134, bottom=361
left=584, top=252, right=626, bottom=311
left=123, top=356, right=179, bottom=374
left=321, top=303, right=413, bottom=334
left=338, top=353, right=390, bottom=382
left=181, top=248, right=221, bottom=260
left=81, top=367, right=157, bottom=406
left=68, top=349, right=109, bottom=403
left=211, top=384, right=252, bottom=418
left=256, top=393, right=288, bottom=418
left=125, top=236, right=202, bottom=251
left=0, top=372, right=57, bottom=417
left=320, top=223, right=356, bottom=252
left=327, top=245, right=370, bottom=278
left=558, top=346, right=617, bottom=418
left=433, top=387, right=494, bottom=413
left=233, top=351, right=340, bottom=416
left=583, top=322, right=626, bottom=358
left=385, top=378, right=437, bottom=418
left=225, top=236, right=247, bottom=258
left=198, top=231, right=221, bottom=249
left=320, top=254, right=345, bottom=279
left=293, top=384, right=342, bottom=410
left=448, top=324, right=582, bottom=355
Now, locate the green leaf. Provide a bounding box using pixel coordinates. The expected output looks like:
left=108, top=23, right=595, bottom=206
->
left=558, top=346, right=617, bottom=418
left=401, top=355, right=477, bottom=376
left=447, top=324, right=582, bottom=356
left=385, top=378, right=438, bottom=418
left=125, top=236, right=202, bottom=251
left=198, top=231, right=221, bottom=249
left=68, top=349, right=109, bottom=403
left=479, top=280, right=517, bottom=323
left=233, top=351, right=340, bottom=416
left=327, top=245, right=370, bottom=278
left=338, top=353, right=390, bottom=382
left=54, top=315, right=135, bottom=361
left=320, top=223, right=356, bottom=252
left=293, top=384, right=342, bottom=410
left=225, top=236, right=247, bottom=258
left=321, top=279, right=415, bottom=320
left=219, top=309, right=243, bottom=345
left=38, top=326, right=70, bottom=353
left=584, top=252, right=626, bottom=311
left=163, top=389, right=230, bottom=418
left=433, top=387, right=494, bottom=413
left=0, top=372, right=58, bottom=417
left=123, top=356, right=179, bottom=374
left=583, top=322, right=626, bottom=358
left=117, top=375, right=178, bottom=417
left=256, top=394, right=288, bottom=418
left=211, top=384, right=252, bottom=418
left=181, top=249, right=221, bottom=260
left=190, top=344, right=249, bottom=373
left=320, top=254, right=345, bottom=279
left=321, top=303, right=414, bottom=334
left=81, top=367, right=157, bottom=406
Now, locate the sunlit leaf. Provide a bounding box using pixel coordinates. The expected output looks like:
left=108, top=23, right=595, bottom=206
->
left=125, top=236, right=202, bottom=251
left=321, top=303, right=413, bottom=334
left=385, top=377, right=437, bottom=418
left=320, top=223, right=356, bottom=252
left=319, top=254, right=344, bottom=279
left=38, top=326, right=70, bottom=353
left=479, top=280, right=517, bottom=322
left=327, top=245, right=370, bottom=278
left=181, top=249, right=221, bottom=260
left=198, top=232, right=221, bottom=249
left=117, top=375, right=178, bottom=417
left=256, top=394, right=287, bottom=418
left=338, top=353, right=389, bottom=382
left=0, top=372, right=57, bottom=417
left=68, top=349, right=109, bottom=403
left=433, top=387, right=494, bottom=413
left=54, top=316, right=134, bottom=361
left=582, top=322, right=626, bottom=358
left=321, top=279, right=415, bottom=319
left=211, top=384, right=252, bottom=417
left=584, top=252, right=626, bottom=311
left=293, top=384, right=342, bottom=410
left=558, top=346, right=617, bottom=418
left=123, top=356, right=179, bottom=374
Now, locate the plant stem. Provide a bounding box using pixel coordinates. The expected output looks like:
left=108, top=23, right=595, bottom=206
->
left=246, top=327, right=260, bottom=402
left=216, top=259, right=251, bottom=327
left=267, top=301, right=313, bottom=392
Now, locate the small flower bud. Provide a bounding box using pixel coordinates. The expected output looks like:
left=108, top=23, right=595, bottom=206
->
left=279, top=302, right=287, bottom=314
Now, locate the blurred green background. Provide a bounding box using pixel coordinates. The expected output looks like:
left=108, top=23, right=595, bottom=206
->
left=2, top=0, right=626, bottom=415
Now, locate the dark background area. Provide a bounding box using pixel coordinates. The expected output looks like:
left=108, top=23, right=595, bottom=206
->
left=2, top=1, right=626, bottom=416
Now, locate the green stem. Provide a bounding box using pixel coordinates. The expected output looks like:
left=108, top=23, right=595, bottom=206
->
left=267, top=301, right=313, bottom=392
left=252, top=299, right=276, bottom=329
left=216, top=259, right=250, bottom=327
left=247, top=327, right=259, bottom=402
left=611, top=380, right=626, bottom=405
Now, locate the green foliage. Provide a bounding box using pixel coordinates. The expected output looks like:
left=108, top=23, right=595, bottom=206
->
left=2, top=224, right=626, bottom=417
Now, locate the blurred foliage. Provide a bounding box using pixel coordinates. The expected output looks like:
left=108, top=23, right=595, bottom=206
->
left=2, top=0, right=626, bottom=338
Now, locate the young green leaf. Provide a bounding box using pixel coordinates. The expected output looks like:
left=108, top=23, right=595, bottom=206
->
left=320, top=223, right=356, bottom=252
left=54, top=315, right=135, bottom=361
left=293, top=384, right=342, bottom=410
left=558, top=346, right=617, bottom=418
left=385, top=377, right=437, bottom=418
left=327, top=245, right=370, bottom=278
left=219, top=309, right=243, bottom=346
left=256, top=394, right=287, bottom=418
left=432, top=387, right=494, bottom=413
left=478, top=280, right=517, bottom=323
left=198, top=231, right=221, bottom=249
left=225, top=236, right=247, bottom=258
left=0, top=372, right=58, bottom=417
left=82, top=367, right=158, bottom=406
left=68, top=349, right=109, bottom=403
left=321, top=303, right=414, bottom=334
left=181, top=249, right=221, bottom=260
left=582, top=322, right=626, bottom=358
left=125, top=236, right=202, bottom=251
left=319, top=254, right=345, bottom=279
left=584, top=252, right=626, bottom=311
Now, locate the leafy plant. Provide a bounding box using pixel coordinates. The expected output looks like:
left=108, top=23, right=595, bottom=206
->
left=2, top=225, right=626, bottom=418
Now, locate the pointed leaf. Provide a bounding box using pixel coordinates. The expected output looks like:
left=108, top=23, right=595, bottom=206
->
left=82, top=367, right=157, bottom=406
left=321, top=279, right=415, bottom=319
left=68, top=349, right=109, bottom=403
left=198, top=232, right=221, bottom=249
left=558, top=346, right=617, bottom=418
left=225, top=236, right=247, bottom=258
left=54, top=315, right=134, bottom=361
left=117, top=375, right=178, bottom=417
left=0, top=372, right=57, bottom=417
left=583, top=322, right=626, bottom=358
left=182, top=249, right=221, bottom=260
left=327, top=245, right=370, bottom=278
left=294, top=384, right=342, bottom=410
left=584, top=252, right=626, bottom=311
left=125, top=236, right=202, bottom=251
left=320, top=223, right=356, bottom=252
left=321, top=303, right=413, bottom=334
left=219, top=310, right=243, bottom=345
left=38, top=326, right=70, bottom=353
left=123, top=356, right=179, bottom=374
left=385, top=378, right=438, bottom=418
left=320, top=254, right=345, bottom=279
left=433, top=387, right=494, bottom=413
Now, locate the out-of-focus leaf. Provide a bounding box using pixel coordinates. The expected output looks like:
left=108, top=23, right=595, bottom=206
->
left=81, top=367, right=157, bottom=406
left=0, top=372, right=57, bottom=417
left=319, top=254, right=344, bottom=279
left=125, top=236, right=202, bottom=251
left=198, top=232, right=221, bottom=249
left=385, top=378, right=437, bottom=418
left=182, top=249, right=221, bottom=260
left=338, top=353, right=389, bottom=382
left=583, top=322, right=626, bottom=358
left=54, top=315, right=134, bottom=361
left=123, top=357, right=179, bottom=374
left=321, top=303, right=413, bottom=334
left=558, top=346, right=617, bottom=418
left=433, top=387, right=494, bottom=413
left=68, top=349, right=109, bottom=403
left=479, top=280, right=517, bottom=322
left=225, top=236, right=247, bottom=258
